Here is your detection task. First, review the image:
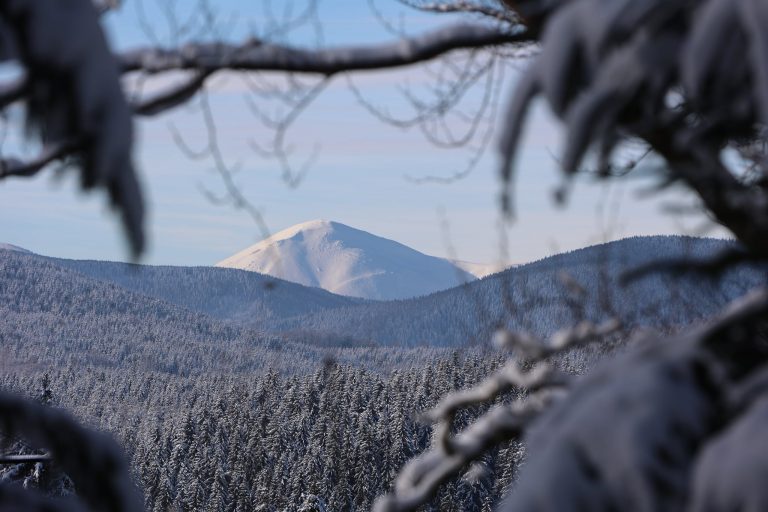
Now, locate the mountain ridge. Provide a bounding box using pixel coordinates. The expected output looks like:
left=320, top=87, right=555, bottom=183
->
left=2, top=235, right=763, bottom=350
left=269, top=235, right=765, bottom=346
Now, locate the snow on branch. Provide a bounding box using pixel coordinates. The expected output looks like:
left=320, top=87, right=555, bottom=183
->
left=496, top=0, right=768, bottom=257
left=0, top=0, right=144, bottom=256
left=376, top=286, right=768, bottom=511
left=374, top=397, right=546, bottom=512
left=501, top=288, right=768, bottom=512
left=0, top=392, right=142, bottom=512
left=422, top=362, right=565, bottom=426
left=493, top=318, right=622, bottom=360
left=373, top=317, right=620, bottom=511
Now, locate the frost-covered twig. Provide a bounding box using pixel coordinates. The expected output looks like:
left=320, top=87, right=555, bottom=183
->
left=375, top=286, right=767, bottom=512
left=423, top=362, right=564, bottom=427
left=425, top=361, right=566, bottom=459
left=492, top=318, right=622, bottom=360
left=374, top=396, right=550, bottom=512
left=375, top=315, right=620, bottom=511
left=501, top=288, right=768, bottom=512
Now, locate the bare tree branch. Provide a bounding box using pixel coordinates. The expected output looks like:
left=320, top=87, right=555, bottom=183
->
left=119, top=23, right=531, bottom=76
left=399, top=0, right=522, bottom=24
left=0, top=454, right=52, bottom=464
left=643, top=125, right=768, bottom=258
left=132, top=70, right=213, bottom=116
left=0, top=140, right=79, bottom=179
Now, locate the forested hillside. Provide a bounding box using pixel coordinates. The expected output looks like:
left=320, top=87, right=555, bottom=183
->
left=4, top=236, right=765, bottom=354
left=1, top=355, right=522, bottom=512
left=49, top=256, right=362, bottom=325
left=2, top=236, right=764, bottom=510
left=274, top=236, right=766, bottom=346
left=0, top=251, right=444, bottom=376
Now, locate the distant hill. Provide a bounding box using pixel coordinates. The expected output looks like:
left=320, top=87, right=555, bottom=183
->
left=269, top=236, right=767, bottom=346
left=215, top=220, right=477, bottom=300
left=0, top=250, right=445, bottom=376
left=49, top=256, right=361, bottom=326
left=1, top=235, right=764, bottom=365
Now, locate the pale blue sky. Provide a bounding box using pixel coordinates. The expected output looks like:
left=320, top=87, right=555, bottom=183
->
left=0, top=1, right=727, bottom=266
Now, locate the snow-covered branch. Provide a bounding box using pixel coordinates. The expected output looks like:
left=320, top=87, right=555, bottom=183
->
left=643, top=126, right=768, bottom=258
left=502, top=288, right=768, bottom=511
left=422, top=362, right=565, bottom=425
left=374, top=317, right=620, bottom=511
left=0, top=392, right=142, bottom=512
left=0, top=0, right=144, bottom=256
left=493, top=318, right=622, bottom=360
left=374, top=398, right=545, bottom=512
left=496, top=0, right=768, bottom=259
left=376, top=283, right=768, bottom=512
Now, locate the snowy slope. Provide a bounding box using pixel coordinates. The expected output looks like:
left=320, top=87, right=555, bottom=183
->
left=216, top=220, right=477, bottom=300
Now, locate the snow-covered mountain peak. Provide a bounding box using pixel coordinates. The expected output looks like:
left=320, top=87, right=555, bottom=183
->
left=216, top=220, right=477, bottom=300
left=265, top=219, right=335, bottom=241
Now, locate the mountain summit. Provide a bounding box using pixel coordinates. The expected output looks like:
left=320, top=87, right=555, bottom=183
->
left=215, top=220, right=476, bottom=300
